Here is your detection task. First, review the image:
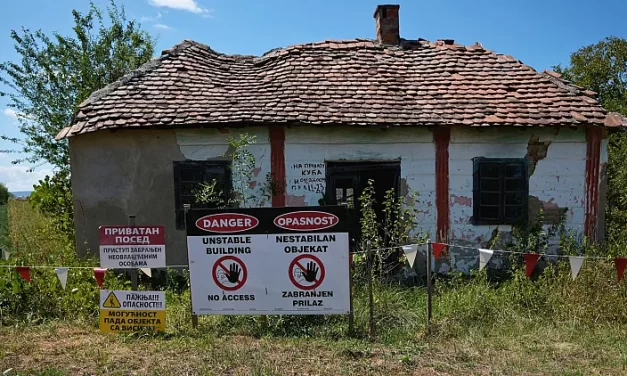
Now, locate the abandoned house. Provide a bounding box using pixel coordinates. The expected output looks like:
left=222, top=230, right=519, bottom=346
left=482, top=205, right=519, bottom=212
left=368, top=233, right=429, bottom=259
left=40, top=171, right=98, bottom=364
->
left=57, top=5, right=627, bottom=266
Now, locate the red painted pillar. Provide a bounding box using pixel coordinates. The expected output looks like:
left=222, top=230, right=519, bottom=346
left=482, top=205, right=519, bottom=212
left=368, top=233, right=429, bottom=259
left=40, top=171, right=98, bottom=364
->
left=433, top=127, right=451, bottom=243
left=585, top=127, right=602, bottom=241
left=269, top=126, right=286, bottom=207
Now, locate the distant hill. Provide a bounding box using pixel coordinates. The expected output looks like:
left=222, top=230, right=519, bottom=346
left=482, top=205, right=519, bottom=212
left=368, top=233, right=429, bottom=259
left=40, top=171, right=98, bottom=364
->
left=10, top=191, right=32, bottom=198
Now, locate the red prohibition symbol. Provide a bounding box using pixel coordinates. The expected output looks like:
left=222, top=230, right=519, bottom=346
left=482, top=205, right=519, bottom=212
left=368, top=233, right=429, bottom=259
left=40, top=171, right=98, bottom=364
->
left=212, top=255, right=248, bottom=291
left=289, top=254, right=326, bottom=290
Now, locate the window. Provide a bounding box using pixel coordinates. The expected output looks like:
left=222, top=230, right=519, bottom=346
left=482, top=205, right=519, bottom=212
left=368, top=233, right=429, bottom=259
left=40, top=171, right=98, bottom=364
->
left=473, top=158, right=528, bottom=225
left=173, top=161, right=231, bottom=229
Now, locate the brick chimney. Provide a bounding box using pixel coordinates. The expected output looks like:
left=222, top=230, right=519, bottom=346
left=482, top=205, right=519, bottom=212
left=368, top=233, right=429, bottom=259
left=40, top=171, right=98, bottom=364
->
left=374, top=4, right=400, bottom=44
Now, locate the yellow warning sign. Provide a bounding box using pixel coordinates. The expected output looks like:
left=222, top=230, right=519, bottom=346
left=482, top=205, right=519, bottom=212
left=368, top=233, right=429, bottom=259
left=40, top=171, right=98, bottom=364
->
left=102, top=292, right=121, bottom=308
left=99, top=310, right=166, bottom=333
left=99, top=290, right=166, bottom=334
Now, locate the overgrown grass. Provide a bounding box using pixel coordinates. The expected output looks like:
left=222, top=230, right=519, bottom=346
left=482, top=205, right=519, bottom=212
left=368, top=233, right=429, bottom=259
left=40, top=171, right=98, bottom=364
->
left=0, top=200, right=124, bottom=325
left=2, top=200, right=627, bottom=374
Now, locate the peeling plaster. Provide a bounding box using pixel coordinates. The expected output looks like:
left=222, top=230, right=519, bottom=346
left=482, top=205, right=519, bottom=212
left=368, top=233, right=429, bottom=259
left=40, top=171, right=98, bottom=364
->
left=525, top=135, right=551, bottom=176
left=400, top=177, right=409, bottom=196
left=450, top=194, right=472, bottom=207
left=528, top=196, right=567, bottom=224
left=286, top=195, right=306, bottom=206
left=252, top=167, right=262, bottom=177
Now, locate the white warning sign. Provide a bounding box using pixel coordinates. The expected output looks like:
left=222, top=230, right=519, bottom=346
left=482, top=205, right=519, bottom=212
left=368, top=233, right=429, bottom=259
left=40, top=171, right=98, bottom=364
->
left=187, top=208, right=350, bottom=315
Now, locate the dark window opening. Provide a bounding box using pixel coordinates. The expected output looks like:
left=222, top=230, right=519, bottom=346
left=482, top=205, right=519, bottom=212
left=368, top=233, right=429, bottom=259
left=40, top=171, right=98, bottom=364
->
left=173, top=161, right=231, bottom=229
left=326, top=161, right=401, bottom=246
left=472, top=157, right=528, bottom=225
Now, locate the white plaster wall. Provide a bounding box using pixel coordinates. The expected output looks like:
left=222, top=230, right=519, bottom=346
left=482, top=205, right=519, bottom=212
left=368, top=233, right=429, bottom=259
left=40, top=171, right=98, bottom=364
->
left=449, top=127, right=587, bottom=243
left=175, top=127, right=272, bottom=207
left=284, top=126, right=436, bottom=237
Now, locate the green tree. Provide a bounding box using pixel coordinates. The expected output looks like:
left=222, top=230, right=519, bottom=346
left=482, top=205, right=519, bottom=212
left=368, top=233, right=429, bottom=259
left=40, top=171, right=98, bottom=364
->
left=555, top=37, right=627, bottom=241
left=0, top=183, right=9, bottom=205
left=0, top=1, right=155, bottom=237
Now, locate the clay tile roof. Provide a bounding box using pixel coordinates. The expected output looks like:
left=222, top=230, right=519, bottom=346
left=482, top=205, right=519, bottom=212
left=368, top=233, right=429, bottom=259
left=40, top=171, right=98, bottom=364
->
left=56, top=38, right=627, bottom=139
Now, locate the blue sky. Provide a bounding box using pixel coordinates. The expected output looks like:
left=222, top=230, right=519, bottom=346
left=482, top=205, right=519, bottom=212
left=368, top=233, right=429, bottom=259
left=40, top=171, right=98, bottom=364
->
left=1, top=0, right=626, bottom=191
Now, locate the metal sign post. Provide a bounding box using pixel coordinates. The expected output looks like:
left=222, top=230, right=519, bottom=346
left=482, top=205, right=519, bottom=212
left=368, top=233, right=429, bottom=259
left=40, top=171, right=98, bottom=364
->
left=128, top=216, right=138, bottom=290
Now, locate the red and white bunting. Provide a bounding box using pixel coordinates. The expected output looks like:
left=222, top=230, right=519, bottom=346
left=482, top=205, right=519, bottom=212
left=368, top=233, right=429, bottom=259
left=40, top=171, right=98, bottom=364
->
left=402, top=244, right=419, bottom=268
left=16, top=266, right=31, bottom=282
left=568, top=256, right=585, bottom=280
left=139, top=268, right=152, bottom=278
left=432, top=243, right=447, bottom=259
left=524, top=253, right=541, bottom=278
left=93, top=268, right=107, bottom=288
left=55, top=268, right=69, bottom=289
left=615, top=258, right=627, bottom=283
left=478, top=249, right=494, bottom=271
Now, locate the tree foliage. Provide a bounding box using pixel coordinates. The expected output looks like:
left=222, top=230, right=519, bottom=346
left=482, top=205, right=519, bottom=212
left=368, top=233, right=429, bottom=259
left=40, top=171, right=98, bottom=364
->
left=555, top=37, right=627, bottom=240
left=0, top=1, right=155, bottom=237
left=0, top=183, right=9, bottom=205
left=0, top=0, right=155, bottom=169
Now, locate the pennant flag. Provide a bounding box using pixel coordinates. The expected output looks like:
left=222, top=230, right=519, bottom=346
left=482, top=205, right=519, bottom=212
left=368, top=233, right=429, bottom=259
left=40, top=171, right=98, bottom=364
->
left=16, top=266, right=31, bottom=282
left=524, top=253, right=541, bottom=278
left=568, top=256, right=585, bottom=280
left=478, top=249, right=494, bottom=271
left=402, top=244, right=419, bottom=268
left=615, top=258, right=627, bottom=283
left=93, top=268, right=107, bottom=288
left=140, top=268, right=152, bottom=278
left=55, top=268, right=69, bottom=289
left=432, top=243, right=447, bottom=259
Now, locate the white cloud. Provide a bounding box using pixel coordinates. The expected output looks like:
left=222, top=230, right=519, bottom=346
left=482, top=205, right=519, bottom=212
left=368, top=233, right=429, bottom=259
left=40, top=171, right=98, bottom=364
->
left=148, top=0, right=211, bottom=15
left=3, top=108, right=17, bottom=119
left=154, top=23, right=174, bottom=30
left=141, top=12, right=162, bottom=23
left=0, top=164, right=53, bottom=192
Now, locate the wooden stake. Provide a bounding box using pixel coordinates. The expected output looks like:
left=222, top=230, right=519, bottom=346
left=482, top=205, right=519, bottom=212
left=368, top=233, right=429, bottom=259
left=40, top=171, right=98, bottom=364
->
left=427, top=239, right=433, bottom=332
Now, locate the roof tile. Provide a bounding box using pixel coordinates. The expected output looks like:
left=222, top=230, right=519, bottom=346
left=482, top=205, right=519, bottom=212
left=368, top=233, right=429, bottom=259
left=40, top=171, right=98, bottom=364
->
left=58, top=38, right=627, bottom=138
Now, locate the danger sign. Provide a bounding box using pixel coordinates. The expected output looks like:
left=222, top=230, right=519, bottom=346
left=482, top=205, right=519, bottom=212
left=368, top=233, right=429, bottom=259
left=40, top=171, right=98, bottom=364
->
left=289, top=254, right=325, bottom=290
left=213, top=256, right=248, bottom=291
left=99, top=225, right=166, bottom=269
left=187, top=207, right=350, bottom=315
left=99, top=290, right=166, bottom=333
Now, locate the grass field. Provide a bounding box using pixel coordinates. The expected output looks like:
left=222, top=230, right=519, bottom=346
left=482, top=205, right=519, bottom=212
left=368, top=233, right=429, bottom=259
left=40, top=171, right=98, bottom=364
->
left=1, top=200, right=627, bottom=375
left=2, top=319, right=627, bottom=375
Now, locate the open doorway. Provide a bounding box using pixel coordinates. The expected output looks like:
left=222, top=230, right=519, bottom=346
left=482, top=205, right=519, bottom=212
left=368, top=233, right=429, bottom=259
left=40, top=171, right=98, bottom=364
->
left=325, top=161, right=401, bottom=247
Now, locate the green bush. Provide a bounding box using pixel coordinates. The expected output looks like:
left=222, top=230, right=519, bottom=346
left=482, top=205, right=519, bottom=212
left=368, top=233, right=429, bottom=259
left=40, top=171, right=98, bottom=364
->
left=0, top=182, right=9, bottom=205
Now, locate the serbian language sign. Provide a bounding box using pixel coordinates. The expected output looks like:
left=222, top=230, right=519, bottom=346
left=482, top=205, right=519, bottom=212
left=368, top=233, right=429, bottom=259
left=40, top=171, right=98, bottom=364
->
left=99, top=290, right=166, bottom=333
left=186, top=207, right=350, bottom=315
left=99, top=225, right=166, bottom=268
